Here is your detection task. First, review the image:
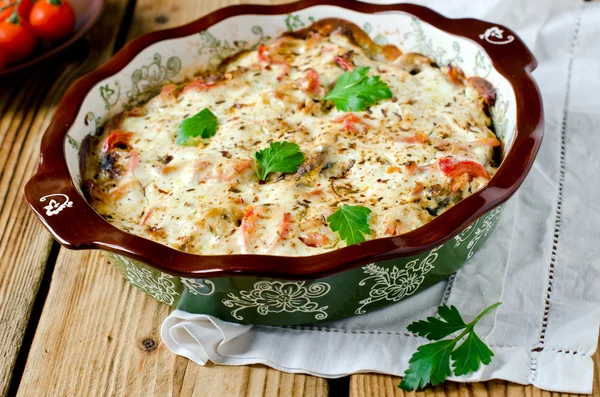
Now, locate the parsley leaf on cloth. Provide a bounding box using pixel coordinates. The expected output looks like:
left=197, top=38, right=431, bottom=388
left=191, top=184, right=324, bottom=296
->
left=451, top=331, right=494, bottom=376
left=399, top=302, right=501, bottom=391
left=324, top=66, right=392, bottom=112
left=401, top=339, right=458, bottom=389
left=326, top=205, right=372, bottom=245
left=407, top=305, right=467, bottom=340
left=254, top=141, right=305, bottom=181
left=176, top=108, right=218, bottom=145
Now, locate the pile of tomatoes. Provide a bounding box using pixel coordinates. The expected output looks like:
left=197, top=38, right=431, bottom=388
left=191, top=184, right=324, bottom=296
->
left=0, top=0, right=75, bottom=70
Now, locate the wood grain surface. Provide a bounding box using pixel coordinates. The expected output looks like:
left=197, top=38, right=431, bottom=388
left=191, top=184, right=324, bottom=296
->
left=0, top=0, right=596, bottom=396
left=0, top=0, right=138, bottom=393
left=0, top=24, right=120, bottom=397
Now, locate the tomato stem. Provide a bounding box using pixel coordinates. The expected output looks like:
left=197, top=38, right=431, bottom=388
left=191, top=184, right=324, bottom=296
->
left=48, top=0, right=63, bottom=6
left=6, top=10, right=20, bottom=24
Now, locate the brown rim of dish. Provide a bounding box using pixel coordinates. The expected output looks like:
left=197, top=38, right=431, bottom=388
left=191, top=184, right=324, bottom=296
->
left=24, top=0, right=543, bottom=280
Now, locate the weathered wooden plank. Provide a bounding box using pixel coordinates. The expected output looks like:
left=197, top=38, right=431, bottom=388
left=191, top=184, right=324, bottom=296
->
left=16, top=1, right=328, bottom=396
left=178, top=363, right=328, bottom=397
left=126, top=0, right=278, bottom=40
left=15, top=250, right=181, bottom=396
left=349, top=341, right=599, bottom=397
left=0, top=71, right=56, bottom=397
left=0, top=1, right=134, bottom=395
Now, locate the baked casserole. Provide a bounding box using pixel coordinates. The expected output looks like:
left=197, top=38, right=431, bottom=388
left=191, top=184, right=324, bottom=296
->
left=81, top=19, right=499, bottom=257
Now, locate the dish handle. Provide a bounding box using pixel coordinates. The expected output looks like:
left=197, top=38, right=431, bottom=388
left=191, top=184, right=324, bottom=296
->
left=456, top=19, right=538, bottom=72
left=24, top=170, right=117, bottom=249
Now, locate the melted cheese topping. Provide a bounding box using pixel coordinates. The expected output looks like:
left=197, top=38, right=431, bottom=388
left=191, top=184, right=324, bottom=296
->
left=82, top=31, right=499, bottom=256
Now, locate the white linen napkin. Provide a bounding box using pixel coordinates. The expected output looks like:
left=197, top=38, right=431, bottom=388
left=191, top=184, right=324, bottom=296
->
left=162, top=0, right=600, bottom=393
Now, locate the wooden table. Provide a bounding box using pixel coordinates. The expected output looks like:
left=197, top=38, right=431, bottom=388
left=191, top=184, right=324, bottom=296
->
left=0, top=0, right=597, bottom=395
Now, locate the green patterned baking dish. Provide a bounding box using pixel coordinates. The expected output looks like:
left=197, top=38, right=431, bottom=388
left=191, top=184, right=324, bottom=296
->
left=24, top=0, right=543, bottom=325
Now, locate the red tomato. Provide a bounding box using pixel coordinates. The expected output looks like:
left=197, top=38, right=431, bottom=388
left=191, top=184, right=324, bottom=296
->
left=401, top=131, right=430, bottom=144
left=0, top=15, right=37, bottom=64
left=102, top=130, right=132, bottom=152
left=29, top=0, right=75, bottom=42
left=334, top=113, right=367, bottom=133
left=304, top=69, right=321, bottom=95
left=299, top=233, right=330, bottom=248
left=279, top=212, right=292, bottom=239
left=0, top=49, right=5, bottom=70
left=257, top=44, right=270, bottom=63
left=0, top=0, right=33, bottom=22
left=438, top=157, right=490, bottom=180
left=333, top=55, right=353, bottom=71
left=240, top=206, right=261, bottom=251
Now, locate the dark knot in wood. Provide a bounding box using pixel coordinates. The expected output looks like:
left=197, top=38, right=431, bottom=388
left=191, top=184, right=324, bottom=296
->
left=141, top=338, right=157, bottom=352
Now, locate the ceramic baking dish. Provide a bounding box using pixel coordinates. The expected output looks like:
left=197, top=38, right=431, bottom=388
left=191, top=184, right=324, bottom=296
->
left=25, top=0, right=543, bottom=325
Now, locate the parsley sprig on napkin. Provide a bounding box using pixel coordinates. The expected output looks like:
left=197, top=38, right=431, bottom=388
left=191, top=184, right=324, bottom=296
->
left=399, top=302, right=501, bottom=391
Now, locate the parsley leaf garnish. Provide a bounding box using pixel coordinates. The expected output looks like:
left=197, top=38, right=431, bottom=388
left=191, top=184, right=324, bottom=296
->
left=401, top=339, right=458, bottom=389
left=407, top=305, right=467, bottom=341
left=399, top=302, right=501, bottom=391
left=451, top=331, right=494, bottom=376
left=176, top=108, right=218, bottom=145
left=326, top=205, right=371, bottom=245
left=254, top=141, right=305, bottom=181
left=324, top=66, right=392, bottom=111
